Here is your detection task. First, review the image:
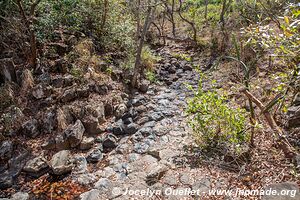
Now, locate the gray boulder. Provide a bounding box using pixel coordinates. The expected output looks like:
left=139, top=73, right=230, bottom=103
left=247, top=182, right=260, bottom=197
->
left=49, top=150, right=73, bottom=175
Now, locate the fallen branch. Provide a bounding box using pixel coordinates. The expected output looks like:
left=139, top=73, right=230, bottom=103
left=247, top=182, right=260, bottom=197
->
left=240, top=88, right=297, bottom=159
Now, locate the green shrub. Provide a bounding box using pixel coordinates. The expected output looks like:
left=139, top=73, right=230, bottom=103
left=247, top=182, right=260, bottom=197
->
left=141, top=46, right=161, bottom=70
left=186, top=73, right=248, bottom=150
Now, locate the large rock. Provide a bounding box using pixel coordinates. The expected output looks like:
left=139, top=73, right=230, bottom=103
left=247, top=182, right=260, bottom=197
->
left=64, top=120, right=85, bottom=148
left=22, top=119, right=40, bottom=138
left=23, top=156, right=49, bottom=177
left=49, top=150, right=73, bottom=175
left=262, top=182, right=300, bottom=200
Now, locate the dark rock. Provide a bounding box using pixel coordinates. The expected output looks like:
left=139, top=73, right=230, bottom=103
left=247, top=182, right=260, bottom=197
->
left=292, top=93, right=300, bottom=106
left=43, top=110, right=57, bottom=134
left=115, top=103, right=127, bottom=119
left=84, top=103, right=106, bottom=124
left=149, top=112, right=164, bottom=121
left=0, top=140, right=13, bottom=161
left=123, top=117, right=133, bottom=125
left=41, top=139, right=56, bottom=150
left=123, top=123, right=139, bottom=134
left=61, top=88, right=77, bottom=103
left=64, top=120, right=85, bottom=148
left=22, top=119, right=40, bottom=138
left=50, top=150, right=73, bottom=175
left=102, top=134, right=118, bottom=149
left=104, top=101, right=113, bottom=116
left=82, top=116, right=101, bottom=135
left=76, top=87, right=90, bottom=98
left=183, top=64, right=193, bottom=71
left=0, top=171, right=13, bottom=189
left=0, top=151, right=28, bottom=189
left=23, top=156, right=49, bottom=178
left=79, top=137, right=95, bottom=150
left=287, top=106, right=300, bottom=128
left=55, top=134, right=70, bottom=150
left=113, top=120, right=125, bottom=135
left=86, top=149, right=103, bottom=163
left=139, top=80, right=150, bottom=93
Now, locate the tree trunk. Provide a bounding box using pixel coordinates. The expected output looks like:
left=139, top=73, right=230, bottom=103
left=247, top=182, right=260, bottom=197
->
left=178, top=0, right=197, bottom=42
left=204, top=0, right=208, bottom=21
left=171, top=0, right=176, bottom=37
left=132, top=4, right=153, bottom=88
left=101, top=0, right=109, bottom=33
left=241, top=88, right=297, bottom=159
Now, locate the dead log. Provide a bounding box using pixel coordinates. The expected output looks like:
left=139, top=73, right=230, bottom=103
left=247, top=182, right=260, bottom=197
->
left=240, top=88, right=297, bottom=159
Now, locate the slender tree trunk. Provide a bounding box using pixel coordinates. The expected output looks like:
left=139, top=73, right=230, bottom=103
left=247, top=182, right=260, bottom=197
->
left=171, top=0, right=176, bottom=37
left=132, top=4, right=153, bottom=88
left=204, top=0, right=208, bottom=22
left=16, top=0, right=41, bottom=69
left=178, top=0, right=197, bottom=42
left=101, top=0, right=109, bottom=33
left=136, top=0, right=141, bottom=40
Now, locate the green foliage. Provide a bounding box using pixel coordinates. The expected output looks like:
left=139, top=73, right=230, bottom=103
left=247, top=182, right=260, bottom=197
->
left=172, top=53, right=192, bottom=62
left=145, top=70, right=157, bottom=83
left=186, top=73, right=248, bottom=149
left=141, top=46, right=161, bottom=70
left=36, top=0, right=135, bottom=52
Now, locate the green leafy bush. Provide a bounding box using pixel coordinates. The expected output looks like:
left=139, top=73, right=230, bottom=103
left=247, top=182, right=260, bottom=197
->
left=186, top=73, right=248, bottom=149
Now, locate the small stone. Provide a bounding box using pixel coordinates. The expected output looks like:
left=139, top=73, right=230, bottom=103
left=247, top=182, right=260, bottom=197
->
left=50, top=150, right=73, bottom=175
left=87, top=149, right=103, bottom=163
left=79, top=137, right=95, bottom=150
